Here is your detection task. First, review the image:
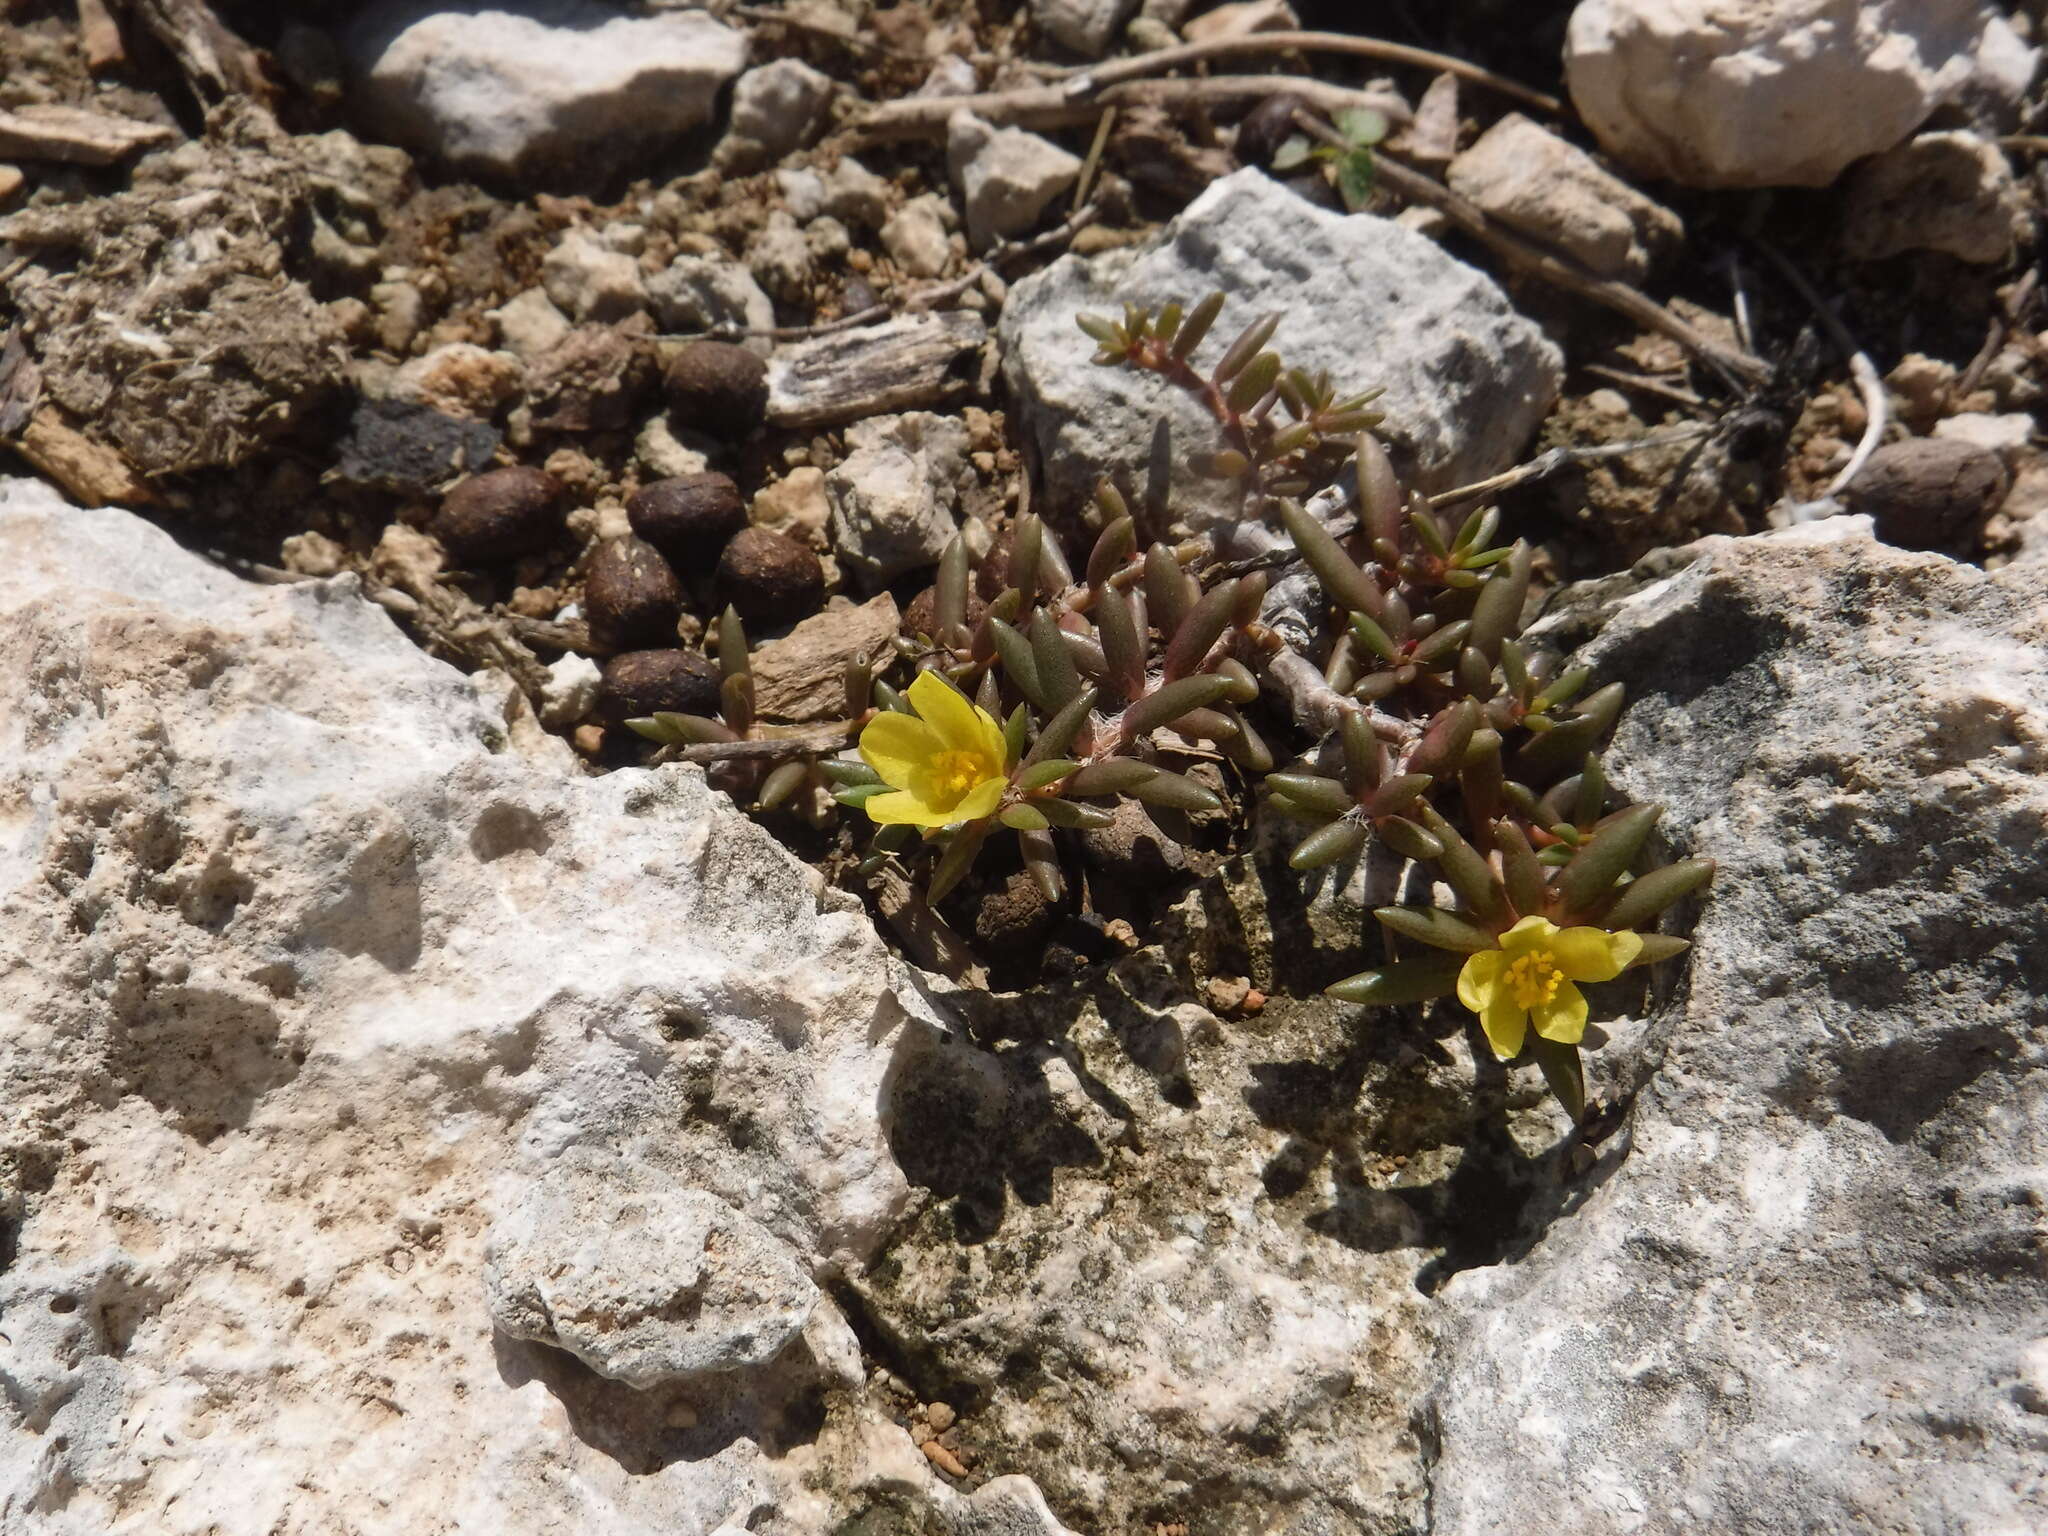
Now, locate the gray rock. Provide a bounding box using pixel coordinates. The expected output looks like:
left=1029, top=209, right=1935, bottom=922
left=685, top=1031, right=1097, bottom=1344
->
left=1031, top=0, right=1141, bottom=57
left=1001, top=167, right=1561, bottom=532
left=646, top=252, right=775, bottom=341
left=1448, top=112, right=1682, bottom=282
left=828, top=411, right=974, bottom=588
left=1434, top=519, right=2048, bottom=1534
left=746, top=210, right=813, bottom=304
left=346, top=0, right=748, bottom=186
left=540, top=228, right=645, bottom=323
left=1841, top=130, right=2028, bottom=265
left=881, top=192, right=954, bottom=278
left=824, top=156, right=892, bottom=229
left=486, top=1149, right=820, bottom=1388
left=1565, top=0, right=2033, bottom=188
left=719, top=58, right=835, bottom=171
left=487, top=286, right=572, bottom=359
left=947, top=111, right=1082, bottom=250
left=776, top=165, right=827, bottom=222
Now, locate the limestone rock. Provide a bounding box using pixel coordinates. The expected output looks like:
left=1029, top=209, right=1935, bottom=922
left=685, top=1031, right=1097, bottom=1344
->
left=0, top=477, right=956, bottom=1530
left=823, top=156, right=891, bottom=229
left=646, top=253, right=775, bottom=346
left=947, top=112, right=1082, bottom=250
left=1447, top=112, right=1681, bottom=282
left=747, top=211, right=813, bottom=305
left=828, top=411, right=975, bottom=588
left=486, top=1149, right=821, bottom=1388
left=1433, top=520, right=2048, bottom=1533
left=720, top=59, right=835, bottom=171
left=1001, top=167, right=1561, bottom=533
left=541, top=227, right=646, bottom=324
left=346, top=0, right=748, bottom=187
left=1841, top=130, right=2027, bottom=265
left=881, top=193, right=954, bottom=278
left=1564, top=0, right=2032, bottom=188
left=489, top=289, right=571, bottom=360
left=1031, top=0, right=1141, bottom=57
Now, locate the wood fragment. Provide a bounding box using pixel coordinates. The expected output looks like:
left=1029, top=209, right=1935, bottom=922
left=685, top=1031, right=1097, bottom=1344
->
left=12, top=406, right=158, bottom=507
left=1038, top=29, right=1564, bottom=116
left=125, top=0, right=270, bottom=105
left=869, top=866, right=985, bottom=986
left=855, top=75, right=1407, bottom=143
left=0, top=104, right=174, bottom=166
left=765, top=311, right=987, bottom=430
left=76, top=0, right=127, bottom=72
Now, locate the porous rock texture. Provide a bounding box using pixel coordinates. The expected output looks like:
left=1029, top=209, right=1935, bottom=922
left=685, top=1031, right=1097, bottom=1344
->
left=1564, top=0, right=2034, bottom=189
left=0, top=479, right=1057, bottom=1533
left=1001, top=168, right=1562, bottom=536
left=346, top=0, right=748, bottom=187
left=1434, top=519, right=2048, bottom=1532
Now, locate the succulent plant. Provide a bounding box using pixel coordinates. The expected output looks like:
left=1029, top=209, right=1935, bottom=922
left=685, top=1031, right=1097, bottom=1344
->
left=626, top=289, right=1711, bottom=1125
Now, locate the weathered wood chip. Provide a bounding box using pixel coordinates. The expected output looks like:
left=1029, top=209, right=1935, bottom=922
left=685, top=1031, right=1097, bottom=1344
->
left=0, top=105, right=173, bottom=166
left=766, top=311, right=987, bottom=430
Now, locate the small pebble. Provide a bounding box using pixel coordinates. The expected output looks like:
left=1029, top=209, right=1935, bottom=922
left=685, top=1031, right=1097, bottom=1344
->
left=628, top=473, right=747, bottom=569
left=1846, top=436, right=2010, bottom=550
left=583, top=535, right=684, bottom=651
left=717, top=526, right=826, bottom=621
left=925, top=1402, right=956, bottom=1432
left=598, top=649, right=722, bottom=724
left=432, top=466, right=565, bottom=564
left=665, top=340, right=769, bottom=441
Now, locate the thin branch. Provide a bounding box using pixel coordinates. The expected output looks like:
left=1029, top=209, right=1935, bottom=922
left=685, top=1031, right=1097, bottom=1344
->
left=1292, top=110, right=1772, bottom=389
left=671, top=729, right=853, bottom=764
left=855, top=74, right=1408, bottom=142
left=1037, top=29, right=1563, bottom=116
left=1953, top=267, right=2038, bottom=402
left=1580, top=364, right=1709, bottom=412
left=1426, top=426, right=1717, bottom=508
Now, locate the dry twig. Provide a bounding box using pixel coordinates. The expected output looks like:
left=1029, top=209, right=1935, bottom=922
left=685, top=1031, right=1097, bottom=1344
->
left=1038, top=29, right=1563, bottom=116
left=856, top=75, right=1407, bottom=142
left=1753, top=242, right=1886, bottom=503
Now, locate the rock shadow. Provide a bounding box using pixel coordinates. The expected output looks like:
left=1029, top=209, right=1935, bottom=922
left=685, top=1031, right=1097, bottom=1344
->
left=490, top=1328, right=830, bottom=1476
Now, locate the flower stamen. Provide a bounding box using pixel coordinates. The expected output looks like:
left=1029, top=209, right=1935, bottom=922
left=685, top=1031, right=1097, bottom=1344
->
left=1504, top=948, right=1562, bottom=1010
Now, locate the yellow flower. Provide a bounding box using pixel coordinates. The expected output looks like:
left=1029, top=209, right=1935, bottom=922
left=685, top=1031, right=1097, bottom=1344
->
left=858, top=671, right=1011, bottom=829
left=1457, top=916, right=1643, bottom=1060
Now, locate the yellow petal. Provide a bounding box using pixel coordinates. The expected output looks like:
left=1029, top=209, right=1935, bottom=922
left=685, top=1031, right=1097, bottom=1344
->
left=860, top=713, right=943, bottom=789
left=863, top=789, right=961, bottom=828
left=1552, top=925, right=1644, bottom=984
left=1500, top=914, right=1557, bottom=954
left=951, top=775, right=1008, bottom=824
left=908, top=671, right=1000, bottom=758
left=1457, top=949, right=1507, bottom=1013
left=1481, top=992, right=1528, bottom=1060
left=1532, top=980, right=1589, bottom=1044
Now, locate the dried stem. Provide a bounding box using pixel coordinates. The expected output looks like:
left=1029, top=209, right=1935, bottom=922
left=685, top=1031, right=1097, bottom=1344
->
left=855, top=75, right=1407, bottom=142
left=1036, top=29, right=1564, bottom=116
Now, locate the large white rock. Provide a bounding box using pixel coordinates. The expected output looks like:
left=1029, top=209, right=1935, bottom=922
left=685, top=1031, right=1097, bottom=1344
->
left=1564, top=0, right=2035, bottom=188
left=1431, top=520, right=2048, bottom=1532
left=346, top=0, right=748, bottom=186
left=0, top=479, right=969, bottom=1531
left=1000, top=168, right=1562, bottom=532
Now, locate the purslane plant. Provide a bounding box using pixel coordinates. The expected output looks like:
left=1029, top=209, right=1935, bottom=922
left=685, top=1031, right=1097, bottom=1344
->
left=631, top=292, right=1710, bottom=1123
